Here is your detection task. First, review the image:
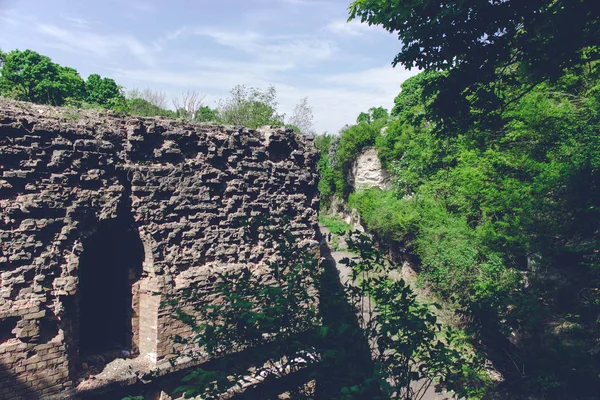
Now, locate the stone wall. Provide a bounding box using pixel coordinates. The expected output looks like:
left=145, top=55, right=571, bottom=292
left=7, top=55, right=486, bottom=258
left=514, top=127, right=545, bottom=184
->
left=0, top=99, right=319, bottom=399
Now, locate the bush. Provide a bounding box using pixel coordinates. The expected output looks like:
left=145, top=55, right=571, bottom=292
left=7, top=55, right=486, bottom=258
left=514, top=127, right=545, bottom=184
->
left=318, top=215, right=351, bottom=235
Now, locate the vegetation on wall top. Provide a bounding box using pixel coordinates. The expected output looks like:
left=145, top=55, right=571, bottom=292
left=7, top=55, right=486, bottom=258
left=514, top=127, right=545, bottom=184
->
left=0, top=48, right=316, bottom=134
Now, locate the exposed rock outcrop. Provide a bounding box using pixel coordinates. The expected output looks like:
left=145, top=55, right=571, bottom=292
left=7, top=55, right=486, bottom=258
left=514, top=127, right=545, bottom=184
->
left=347, top=147, right=391, bottom=191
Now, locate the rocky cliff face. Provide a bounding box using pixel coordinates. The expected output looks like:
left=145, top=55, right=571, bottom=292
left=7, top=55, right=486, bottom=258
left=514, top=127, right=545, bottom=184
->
left=0, top=99, right=319, bottom=398
left=347, top=147, right=391, bottom=191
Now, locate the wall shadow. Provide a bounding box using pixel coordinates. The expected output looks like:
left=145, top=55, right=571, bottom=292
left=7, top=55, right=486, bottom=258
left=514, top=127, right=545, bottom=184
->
left=0, top=361, right=54, bottom=400
left=80, top=235, right=381, bottom=400
left=313, top=241, right=381, bottom=399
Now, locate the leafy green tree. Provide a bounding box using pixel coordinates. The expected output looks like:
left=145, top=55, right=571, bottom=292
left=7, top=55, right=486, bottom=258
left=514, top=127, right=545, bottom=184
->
left=194, top=105, right=216, bottom=122
left=356, top=106, right=389, bottom=124
left=349, top=0, right=599, bottom=80
left=126, top=97, right=175, bottom=117
left=355, top=112, right=370, bottom=125
left=341, top=232, right=490, bottom=399
left=349, top=0, right=600, bottom=130
left=333, top=63, right=600, bottom=397
left=85, top=73, right=125, bottom=108
left=314, top=133, right=336, bottom=206
left=216, top=85, right=284, bottom=129
left=334, top=2, right=600, bottom=398
left=390, top=72, right=439, bottom=122
left=0, top=49, right=85, bottom=105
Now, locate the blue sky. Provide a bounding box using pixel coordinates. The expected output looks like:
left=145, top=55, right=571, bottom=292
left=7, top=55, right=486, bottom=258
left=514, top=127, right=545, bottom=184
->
left=0, top=0, right=417, bottom=133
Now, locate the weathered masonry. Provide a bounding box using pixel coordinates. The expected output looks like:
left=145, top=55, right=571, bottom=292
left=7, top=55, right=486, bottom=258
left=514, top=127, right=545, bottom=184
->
left=0, top=100, right=319, bottom=399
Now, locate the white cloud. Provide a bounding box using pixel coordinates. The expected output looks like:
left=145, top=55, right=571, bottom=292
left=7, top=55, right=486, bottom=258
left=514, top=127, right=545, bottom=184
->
left=162, top=26, right=336, bottom=67
left=128, top=1, right=156, bottom=13
left=190, top=57, right=295, bottom=73
left=110, top=63, right=418, bottom=134
left=63, top=15, right=90, bottom=29
left=321, top=65, right=418, bottom=89
left=36, top=23, right=157, bottom=67
left=277, top=65, right=419, bottom=133
left=0, top=14, right=16, bottom=26
left=1, top=1, right=415, bottom=133
left=282, top=0, right=326, bottom=5
left=325, top=19, right=382, bottom=36
left=111, top=67, right=272, bottom=94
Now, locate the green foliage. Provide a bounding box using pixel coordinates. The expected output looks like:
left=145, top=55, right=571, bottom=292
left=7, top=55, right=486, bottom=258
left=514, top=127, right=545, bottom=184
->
left=314, top=111, right=396, bottom=204
left=328, top=56, right=600, bottom=398
left=341, top=232, right=491, bottom=399
left=390, top=71, right=441, bottom=122
left=0, top=49, right=126, bottom=112
left=194, top=105, right=217, bottom=122
left=174, top=107, right=192, bottom=119
left=318, top=215, right=350, bottom=235
left=356, top=106, right=389, bottom=124
left=167, top=219, right=482, bottom=399
left=349, top=0, right=600, bottom=76
left=0, top=49, right=85, bottom=105
left=126, top=97, right=175, bottom=118
left=348, top=0, right=600, bottom=130
left=314, top=133, right=336, bottom=206
left=325, top=3, right=600, bottom=397
left=168, top=228, right=321, bottom=399
left=334, top=120, right=385, bottom=197
left=216, top=84, right=284, bottom=129
left=82, top=73, right=127, bottom=111
left=348, top=189, right=416, bottom=242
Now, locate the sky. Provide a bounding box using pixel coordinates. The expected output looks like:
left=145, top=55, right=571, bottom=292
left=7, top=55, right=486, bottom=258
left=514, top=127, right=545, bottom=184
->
left=0, top=0, right=418, bottom=133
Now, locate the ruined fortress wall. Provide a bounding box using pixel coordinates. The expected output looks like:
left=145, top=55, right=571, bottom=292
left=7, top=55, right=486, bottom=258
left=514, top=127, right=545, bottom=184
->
left=0, top=99, right=319, bottom=399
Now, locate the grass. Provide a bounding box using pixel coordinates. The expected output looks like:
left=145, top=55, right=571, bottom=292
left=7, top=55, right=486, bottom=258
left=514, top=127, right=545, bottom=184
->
left=318, top=214, right=351, bottom=235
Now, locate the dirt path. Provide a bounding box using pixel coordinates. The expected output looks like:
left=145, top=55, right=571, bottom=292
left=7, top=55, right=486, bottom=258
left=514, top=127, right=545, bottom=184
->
left=320, top=225, right=457, bottom=400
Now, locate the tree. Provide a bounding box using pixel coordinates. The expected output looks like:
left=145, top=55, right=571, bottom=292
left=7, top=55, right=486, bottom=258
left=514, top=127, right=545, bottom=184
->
left=288, top=97, right=315, bottom=135
left=0, top=49, right=85, bottom=105
left=194, top=105, right=217, bottom=122
left=349, top=0, right=599, bottom=80
left=314, top=133, right=336, bottom=206
left=333, top=61, right=600, bottom=398
left=85, top=73, right=124, bottom=108
left=340, top=232, right=489, bottom=400
left=172, top=89, right=206, bottom=120
left=127, top=87, right=168, bottom=109
left=348, top=0, right=600, bottom=129
left=216, top=85, right=284, bottom=129
left=356, top=107, right=389, bottom=124
left=126, top=88, right=174, bottom=117
left=58, top=66, right=87, bottom=104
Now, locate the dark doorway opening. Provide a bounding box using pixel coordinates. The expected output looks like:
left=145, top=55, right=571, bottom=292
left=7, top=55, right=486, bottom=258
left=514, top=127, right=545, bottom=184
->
left=78, top=217, right=144, bottom=358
